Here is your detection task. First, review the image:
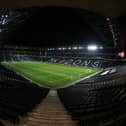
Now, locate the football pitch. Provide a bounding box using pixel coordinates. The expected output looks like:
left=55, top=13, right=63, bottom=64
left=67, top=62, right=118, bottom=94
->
left=2, top=62, right=101, bottom=89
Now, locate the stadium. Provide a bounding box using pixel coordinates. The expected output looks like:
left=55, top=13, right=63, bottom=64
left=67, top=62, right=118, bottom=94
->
left=0, top=1, right=126, bottom=126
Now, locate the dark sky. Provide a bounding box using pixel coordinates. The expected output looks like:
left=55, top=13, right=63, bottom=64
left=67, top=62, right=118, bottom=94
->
left=4, top=7, right=103, bottom=47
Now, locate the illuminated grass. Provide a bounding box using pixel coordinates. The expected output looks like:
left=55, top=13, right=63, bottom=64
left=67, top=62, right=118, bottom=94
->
left=2, top=62, right=101, bottom=89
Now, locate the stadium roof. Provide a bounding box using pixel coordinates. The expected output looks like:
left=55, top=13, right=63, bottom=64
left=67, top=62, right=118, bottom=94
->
left=0, top=0, right=126, bottom=17
left=0, top=1, right=126, bottom=47
left=0, top=8, right=111, bottom=47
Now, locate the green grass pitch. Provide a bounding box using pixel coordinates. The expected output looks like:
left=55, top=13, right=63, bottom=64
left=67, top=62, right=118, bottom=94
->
left=2, top=62, right=101, bottom=89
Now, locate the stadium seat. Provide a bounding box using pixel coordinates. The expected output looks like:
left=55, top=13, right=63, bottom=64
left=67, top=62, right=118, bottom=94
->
left=0, top=64, right=49, bottom=124
left=58, top=65, right=126, bottom=126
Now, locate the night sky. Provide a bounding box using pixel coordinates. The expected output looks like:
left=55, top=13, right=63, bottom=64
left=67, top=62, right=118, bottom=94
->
left=4, top=7, right=104, bottom=47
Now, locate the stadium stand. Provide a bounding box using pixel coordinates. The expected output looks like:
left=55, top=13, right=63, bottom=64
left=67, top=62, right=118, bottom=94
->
left=0, top=46, right=124, bottom=68
left=0, top=46, right=125, bottom=126
left=0, top=64, right=49, bottom=125
left=0, top=5, right=125, bottom=126
left=20, top=90, right=77, bottom=126
left=0, top=63, right=30, bottom=82
left=0, top=47, right=126, bottom=126
left=58, top=64, right=126, bottom=126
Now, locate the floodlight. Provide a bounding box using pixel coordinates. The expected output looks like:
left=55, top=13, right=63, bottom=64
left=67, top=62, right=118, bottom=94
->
left=99, top=46, right=103, bottom=49
left=5, top=15, right=8, bottom=18
left=73, top=46, right=77, bottom=50
left=78, top=46, right=83, bottom=50
left=62, top=47, right=66, bottom=50
left=106, top=17, right=110, bottom=21
left=87, top=45, right=98, bottom=51
left=68, top=47, right=71, bottom=50
left=58, top=48, right=62, bottom=50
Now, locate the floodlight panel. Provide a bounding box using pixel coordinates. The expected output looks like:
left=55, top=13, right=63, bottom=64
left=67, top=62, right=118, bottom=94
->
left=87, top=45, right=98, bottom=51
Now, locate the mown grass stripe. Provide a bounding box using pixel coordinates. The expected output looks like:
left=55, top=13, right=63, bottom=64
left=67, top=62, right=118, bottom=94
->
left=2, top=61, right=101, bottom=89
